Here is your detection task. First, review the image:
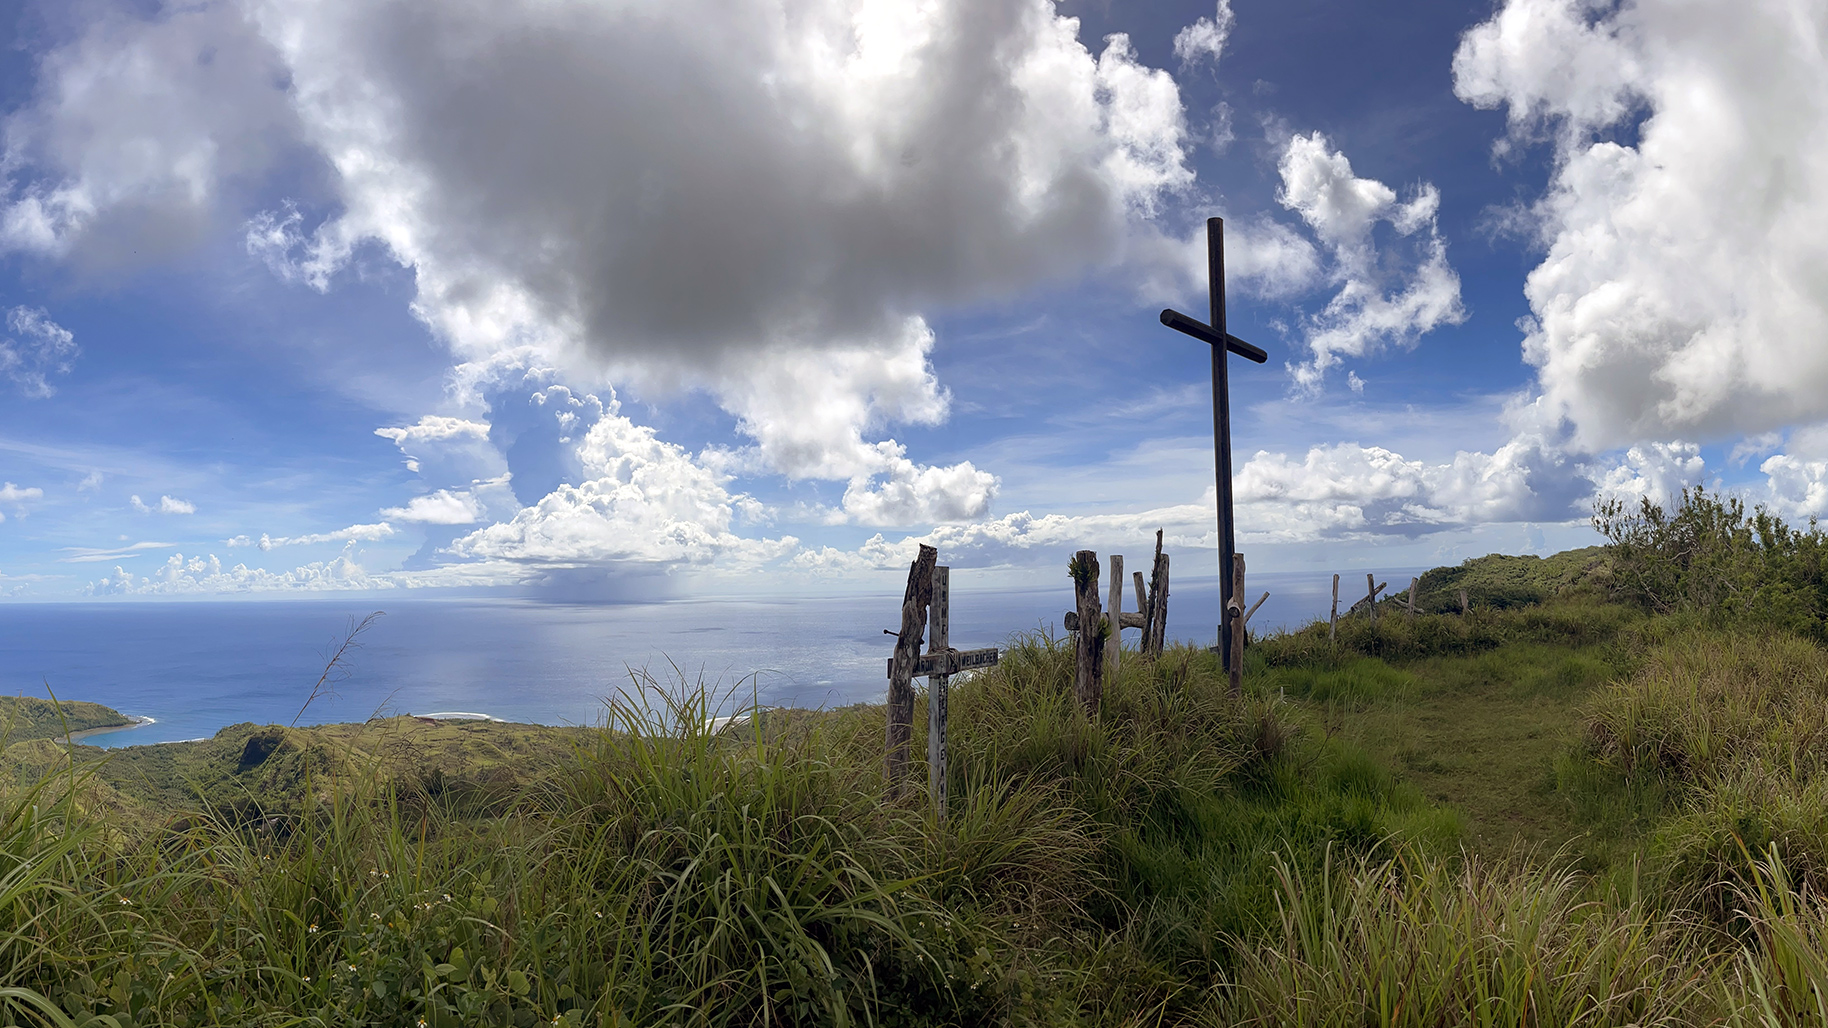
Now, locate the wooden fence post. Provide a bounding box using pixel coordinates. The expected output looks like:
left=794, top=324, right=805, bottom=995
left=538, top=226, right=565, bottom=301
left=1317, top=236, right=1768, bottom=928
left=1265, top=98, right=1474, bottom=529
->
left=1107, top=554, right=1124, bottom=678
left=1407, top=577, right=1418, bottom=617
left=1460, top=588, right=1469, bottom=614
left=886, top=544, right=937, bottom=790
left=1071, top=550, right=1105, bottom=714
left=1366, top=573, right=1378, bottom=625
left=928, top=564, right=950, bottom=822
left=1132, top=571, right=1148, bottom=637
left=1148, top=531, right=1170, bottom=658
left=1330, top=573, right=1340, bottom=645
left=1228, top=553, right=1246, bottom=698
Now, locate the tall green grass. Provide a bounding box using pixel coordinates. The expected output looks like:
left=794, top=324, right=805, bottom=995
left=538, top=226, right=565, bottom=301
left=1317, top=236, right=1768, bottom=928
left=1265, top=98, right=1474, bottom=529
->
left=1221, top=847, right=1722, bottom=1027
left=0, top=632, right=1486, bottom=1027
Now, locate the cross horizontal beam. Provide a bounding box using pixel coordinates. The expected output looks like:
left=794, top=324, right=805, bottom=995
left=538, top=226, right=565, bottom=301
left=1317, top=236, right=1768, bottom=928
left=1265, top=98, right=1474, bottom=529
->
left=885, top=646, right=1000, bottom=679
left=1159, top=309, right=1268, bottom=364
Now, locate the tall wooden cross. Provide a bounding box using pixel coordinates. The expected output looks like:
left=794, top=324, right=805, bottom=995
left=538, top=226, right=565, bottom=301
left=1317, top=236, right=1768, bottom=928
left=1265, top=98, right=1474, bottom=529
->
left=1160, top=217, right=1268, bottom=676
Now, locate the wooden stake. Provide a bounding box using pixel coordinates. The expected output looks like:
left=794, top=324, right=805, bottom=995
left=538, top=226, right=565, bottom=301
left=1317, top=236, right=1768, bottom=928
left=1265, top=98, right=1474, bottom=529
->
left=1071, top=550, right=1105, bottom=714
left=1408, top=577, right=1418, bottom=617
left=1228, top=553, right=1246, bottom=698
left=1148, top=530, right=1170, bottom=659
left=1366, top=573, right=1378, bottom=625
left=1330, top=573, right=1340, bottom=645
left=886, top=544, right=937, bottom=790
left=1460, top=588, right=1469, bottom=614
left=1133, top=571, right=1147, bottom=628
left=1107, top=554, right=1124, bottom=678
left=928, top=564, right=950, bottom=822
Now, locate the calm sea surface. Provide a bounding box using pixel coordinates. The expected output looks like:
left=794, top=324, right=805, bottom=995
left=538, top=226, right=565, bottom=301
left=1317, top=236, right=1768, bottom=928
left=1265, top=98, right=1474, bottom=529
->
left=0, top=570, right=1403, bottom=747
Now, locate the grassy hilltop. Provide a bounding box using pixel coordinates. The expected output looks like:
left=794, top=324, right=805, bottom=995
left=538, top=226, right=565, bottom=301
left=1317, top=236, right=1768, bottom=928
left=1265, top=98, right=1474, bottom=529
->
left=9, top=489, right=1828, bottom=1025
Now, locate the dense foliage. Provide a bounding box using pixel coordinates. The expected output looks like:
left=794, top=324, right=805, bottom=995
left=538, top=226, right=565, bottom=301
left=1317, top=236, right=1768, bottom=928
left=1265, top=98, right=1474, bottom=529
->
left=1596, top=486, right=1828, bottom=637
left=0, top=698, right=132, bottom=745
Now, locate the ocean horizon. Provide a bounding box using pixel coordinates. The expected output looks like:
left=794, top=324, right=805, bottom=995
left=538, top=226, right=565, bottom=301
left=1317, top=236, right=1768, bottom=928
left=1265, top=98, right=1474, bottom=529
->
left=0, top=569, right=1419, bottom=748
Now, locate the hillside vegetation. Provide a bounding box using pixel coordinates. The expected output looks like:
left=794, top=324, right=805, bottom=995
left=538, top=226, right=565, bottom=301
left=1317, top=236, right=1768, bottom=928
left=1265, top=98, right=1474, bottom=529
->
left=8, top=489, right=1828, bottom=1025
left=0, top=697, right=132, bottom=745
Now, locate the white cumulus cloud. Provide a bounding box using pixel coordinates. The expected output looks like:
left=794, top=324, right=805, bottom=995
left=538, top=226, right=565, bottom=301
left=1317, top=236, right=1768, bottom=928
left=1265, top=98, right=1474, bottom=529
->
left=1173, top=1, right=1236, bottom=67
left=0, top=481, right=45, bottom=522
left=380, top=491, right=483, bottom=525
left=706, top=318, right=997, bottom=526
left=228, top=522, right=396, bottom=549
left=88, top=550, right=390, bottom=595
left=1275, top=132, right=1465, bottom=389
left=447, top=388, right=796, bottom=568
left=131, top=494, right=195, bottom=514
left=1455, top=0, right=1828, bottom=449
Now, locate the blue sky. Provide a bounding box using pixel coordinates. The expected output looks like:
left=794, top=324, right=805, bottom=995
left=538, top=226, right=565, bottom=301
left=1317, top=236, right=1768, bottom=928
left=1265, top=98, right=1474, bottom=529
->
left=0, top=0, right=1822, bottom=601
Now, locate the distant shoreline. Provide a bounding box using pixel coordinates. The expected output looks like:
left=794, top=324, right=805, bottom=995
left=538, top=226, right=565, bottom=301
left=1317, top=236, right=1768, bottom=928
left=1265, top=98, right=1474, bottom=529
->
left=66, top=715, right=155, bottom=744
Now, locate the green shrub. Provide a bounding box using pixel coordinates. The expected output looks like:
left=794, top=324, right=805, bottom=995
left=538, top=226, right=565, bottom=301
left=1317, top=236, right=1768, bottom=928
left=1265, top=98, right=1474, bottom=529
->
left=1596, top=486, right=1828, bottom=636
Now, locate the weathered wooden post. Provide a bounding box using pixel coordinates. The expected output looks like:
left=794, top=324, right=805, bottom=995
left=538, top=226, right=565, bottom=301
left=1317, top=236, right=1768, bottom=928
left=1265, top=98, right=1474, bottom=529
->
left=1460, top=588, right=1469, bottom=614
left=886, top=544, right=937, bottom=790
left=1407, top=577, right=1419, bottom=617
left=1132, top=571, right=1148, bottom=633
left=1228, top=553, right=1246, bottom=698
left=1366, top=573, right=1378, bottom=625
left=1107, top=554, right=1124, bottom=678
left=1147, top=530, right=1170, bottom=658
left=1330, top=573, right=1340, bottom=644
left=928, top=564, right=949, bottom=821
left=1070, top=550, right=1105, bottom=714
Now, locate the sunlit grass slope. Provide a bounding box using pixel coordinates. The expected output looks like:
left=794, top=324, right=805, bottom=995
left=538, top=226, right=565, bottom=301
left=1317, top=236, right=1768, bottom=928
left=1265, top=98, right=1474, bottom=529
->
left=0, top=635, right=1465, bottom=1027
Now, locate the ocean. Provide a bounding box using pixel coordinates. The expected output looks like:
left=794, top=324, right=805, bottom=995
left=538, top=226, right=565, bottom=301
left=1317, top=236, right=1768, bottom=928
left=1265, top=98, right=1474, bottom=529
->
left=0, top=569, right=1409, bottom=748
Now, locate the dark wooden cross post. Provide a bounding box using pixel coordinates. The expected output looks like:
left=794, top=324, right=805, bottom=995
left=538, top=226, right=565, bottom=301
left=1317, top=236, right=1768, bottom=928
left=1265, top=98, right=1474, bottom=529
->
left=1160, top=217, right=1268, bottom=677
